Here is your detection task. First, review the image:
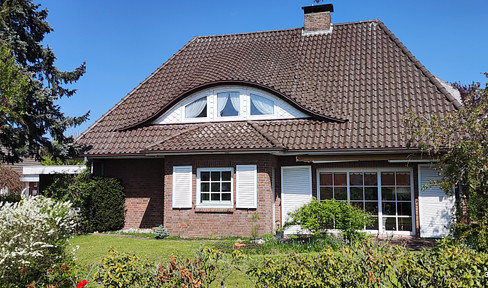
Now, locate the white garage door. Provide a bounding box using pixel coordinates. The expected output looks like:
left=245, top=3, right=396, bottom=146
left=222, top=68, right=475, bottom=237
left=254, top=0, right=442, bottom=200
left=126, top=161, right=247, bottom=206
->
left=418, top=165, right=455, bottom=238
left=281, top=166, right=312, bottom=235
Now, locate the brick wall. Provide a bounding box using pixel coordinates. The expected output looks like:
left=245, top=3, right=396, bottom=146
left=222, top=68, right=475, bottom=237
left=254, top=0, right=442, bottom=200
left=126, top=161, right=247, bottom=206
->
left=304, top=11, right=331, bottom=32
left=96, top=158, right=165, bottom=229
left=164, top=154, right=277, bottom=238
left=96, top=155, right=421, bottom=237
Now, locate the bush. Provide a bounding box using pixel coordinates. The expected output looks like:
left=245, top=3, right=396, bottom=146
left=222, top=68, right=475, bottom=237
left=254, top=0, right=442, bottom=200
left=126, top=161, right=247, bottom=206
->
left=98, top=248, right=158, bottom=287
left=248, top=239, right=488, bottom=287
left=85, top=177, right=125, bottom=232
left=0, top=191, right=21, bottom=203
left=284, top=198, right=372, bottom=241
left=44, top=169, right=125, bottom=232
left=0, top=196, right=77, bottom=287
left=97, top=247, right=247, bottom=287
left=213, top=234, right=343, bottom=255
left=451, top=215, right=488, bottom=251
left=154, top=225, right=170, bottom=239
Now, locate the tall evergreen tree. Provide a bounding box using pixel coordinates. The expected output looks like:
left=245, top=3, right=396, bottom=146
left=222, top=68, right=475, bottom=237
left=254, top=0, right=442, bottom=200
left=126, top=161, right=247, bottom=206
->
left=0, top=0, right=88, bottom=163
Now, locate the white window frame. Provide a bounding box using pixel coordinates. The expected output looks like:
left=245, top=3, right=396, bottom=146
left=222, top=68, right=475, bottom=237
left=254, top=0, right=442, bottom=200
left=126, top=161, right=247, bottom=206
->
left=196, top=168, right=234, bottom=208
left=153, top=85, right=310, bottom=124
left=184, top=96, right=209, bottom=119
left=214, top=89, right=243, bottom=121
left=316, top=168, right=415, bottom=236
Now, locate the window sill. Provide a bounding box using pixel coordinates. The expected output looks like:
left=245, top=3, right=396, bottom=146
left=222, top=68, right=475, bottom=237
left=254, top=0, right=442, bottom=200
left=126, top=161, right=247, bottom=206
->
left=195, top=207, right=234, bottom=213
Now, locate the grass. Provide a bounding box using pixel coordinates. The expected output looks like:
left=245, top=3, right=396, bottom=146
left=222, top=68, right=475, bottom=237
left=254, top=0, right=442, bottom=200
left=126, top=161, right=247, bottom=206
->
left=70, top=235, right=209, bottom=285
left=69, top=234, right=363, bottom=287
left=70, top=234, right=256, bottom=287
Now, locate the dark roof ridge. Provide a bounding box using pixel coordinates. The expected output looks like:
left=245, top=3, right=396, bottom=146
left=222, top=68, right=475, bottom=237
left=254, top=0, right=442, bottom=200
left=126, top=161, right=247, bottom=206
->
left=195, top=27, right=302, bottom=39
left=76, top=36, right=200, bottom=141
left=143, top=123, right=208, bottom=151
left=194, top=20, right=381, bottom=40
left=247, top=120, right=285, bottom=149
left=377, top=21, right=462, bottom=110
left=333, top=19, right=380, bottom=26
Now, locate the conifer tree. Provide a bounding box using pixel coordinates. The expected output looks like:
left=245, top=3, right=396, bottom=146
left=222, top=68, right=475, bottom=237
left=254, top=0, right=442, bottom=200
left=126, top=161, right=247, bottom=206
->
left=0, top=0, right=88, bottom=163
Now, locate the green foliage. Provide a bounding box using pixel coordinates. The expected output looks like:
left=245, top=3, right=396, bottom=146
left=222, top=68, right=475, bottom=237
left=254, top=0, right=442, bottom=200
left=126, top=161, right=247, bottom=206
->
left=0, top=196, right=77, bottom=287
left=98, top=248, right=158, bottom=287
left=154, top=225, right=170, bottom=239
left=0, top=0, right=88, bottom=164
left=250, top=212, right=261, bottom=240
left=213, top=234, right=343, bottom=255
left=248, top=239, right=488, bottom=287
left=44, top=170, right=125, bottom=232
left=406, top=73, right=488, bottom=250
left=284, top=198, right=372, bottom=241
left=97, top=247, right=247, bottom=287
left=0, top=191, right=20, bottom=203
left=40, top=154, right=84, bottom=165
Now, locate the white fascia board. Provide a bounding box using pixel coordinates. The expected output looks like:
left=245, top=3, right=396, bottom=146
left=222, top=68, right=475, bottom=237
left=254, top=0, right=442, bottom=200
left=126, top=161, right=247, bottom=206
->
left=21, top=175, right=40, bottom=182
left=23, top=165, right=86, bottom=175
left=388, top=159, right=439, bottom=163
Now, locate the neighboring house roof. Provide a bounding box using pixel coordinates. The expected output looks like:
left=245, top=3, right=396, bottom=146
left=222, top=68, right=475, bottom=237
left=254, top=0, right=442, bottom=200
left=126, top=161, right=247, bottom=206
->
left=78, top=20, right=460, bottom=157
left=4, top=157, right=40, bottom=176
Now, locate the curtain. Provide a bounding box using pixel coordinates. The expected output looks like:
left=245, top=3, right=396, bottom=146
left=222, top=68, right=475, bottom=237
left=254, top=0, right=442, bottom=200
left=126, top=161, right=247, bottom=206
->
left=185, top=97, right=207, bottom=118
left=218, top=92, right=240, bottom=116
left=251, top=94, right=274, bottom=115
left=229, top=93, right=240, bottom=113
left=217, top=93, right=229, bottom=115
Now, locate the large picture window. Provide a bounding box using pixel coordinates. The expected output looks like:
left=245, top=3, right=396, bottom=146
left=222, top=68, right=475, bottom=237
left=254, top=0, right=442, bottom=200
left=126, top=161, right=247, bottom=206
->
left=318, top=169, right=413, bottom=233
left=197, top=168, right=233, bottom=207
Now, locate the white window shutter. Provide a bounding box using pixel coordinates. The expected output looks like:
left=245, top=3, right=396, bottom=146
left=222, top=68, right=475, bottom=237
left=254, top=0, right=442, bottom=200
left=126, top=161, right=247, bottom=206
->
left=172, top=166, right=192, bottom=208
left=236, top=165, right=257, bottom=208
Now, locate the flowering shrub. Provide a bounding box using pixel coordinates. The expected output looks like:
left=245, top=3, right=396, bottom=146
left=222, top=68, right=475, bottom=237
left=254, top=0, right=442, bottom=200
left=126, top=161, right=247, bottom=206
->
left=0, top=195, right=77, bottom=286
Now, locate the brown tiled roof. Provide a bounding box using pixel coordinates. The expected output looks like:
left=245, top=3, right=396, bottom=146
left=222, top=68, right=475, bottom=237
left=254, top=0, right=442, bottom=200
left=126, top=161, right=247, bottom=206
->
left=77, top=20, right=460, bottom=156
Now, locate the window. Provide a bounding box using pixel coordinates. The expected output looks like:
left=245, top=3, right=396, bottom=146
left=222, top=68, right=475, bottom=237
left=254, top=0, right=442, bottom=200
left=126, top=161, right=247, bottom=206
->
left=197, top=168, right=233, bottom=207
left=381, top=172, right=412, bottom=232
left=318, top=170, right=413, bottom=233
left=250, top=94, right=274, bottom=115
left=185, top=97, right=207, bottom=118
left=217, top=92, right=239, bottom=117
left=155, top=85, right=311, bottom=124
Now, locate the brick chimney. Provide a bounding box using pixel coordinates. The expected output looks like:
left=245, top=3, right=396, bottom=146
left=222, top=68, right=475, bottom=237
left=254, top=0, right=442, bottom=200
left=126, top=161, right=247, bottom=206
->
left=302, top=4, right=334, bottom=34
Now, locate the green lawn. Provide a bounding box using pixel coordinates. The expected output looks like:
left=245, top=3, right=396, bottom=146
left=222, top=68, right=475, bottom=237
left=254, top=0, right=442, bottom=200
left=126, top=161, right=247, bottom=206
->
left=70, top=234, right=254, bottom=287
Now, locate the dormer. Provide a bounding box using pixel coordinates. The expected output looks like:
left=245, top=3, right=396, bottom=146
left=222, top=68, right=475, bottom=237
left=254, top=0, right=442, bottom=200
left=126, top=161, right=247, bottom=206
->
left=153, top=85, right=309, bottom=124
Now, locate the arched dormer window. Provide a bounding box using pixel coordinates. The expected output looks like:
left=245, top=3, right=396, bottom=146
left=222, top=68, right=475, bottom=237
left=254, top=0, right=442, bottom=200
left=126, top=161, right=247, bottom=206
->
left=250, top=94, right=274, bottom=115
left=185, top=97, right=207, bottom=118
left=154, top=85, right=308, bottom=124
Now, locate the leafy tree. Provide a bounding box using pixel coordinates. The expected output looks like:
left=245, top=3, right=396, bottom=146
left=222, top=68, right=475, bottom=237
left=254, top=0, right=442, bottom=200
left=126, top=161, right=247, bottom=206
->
left=406, top=73, right=488, bottom=249
left=0, top=0, right=88, bottom=164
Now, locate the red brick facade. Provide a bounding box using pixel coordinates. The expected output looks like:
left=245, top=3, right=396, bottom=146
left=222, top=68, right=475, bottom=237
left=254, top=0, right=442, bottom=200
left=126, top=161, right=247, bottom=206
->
left=95, top=156, right=421, bottom=237
left=163, top=154, right=277, bottom=238
left=94, top=158, right=165, bottom=228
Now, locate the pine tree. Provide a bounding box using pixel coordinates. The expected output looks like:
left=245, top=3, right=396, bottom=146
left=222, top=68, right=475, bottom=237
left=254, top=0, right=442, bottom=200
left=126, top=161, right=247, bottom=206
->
left=0, top=0, right=88, bottom=163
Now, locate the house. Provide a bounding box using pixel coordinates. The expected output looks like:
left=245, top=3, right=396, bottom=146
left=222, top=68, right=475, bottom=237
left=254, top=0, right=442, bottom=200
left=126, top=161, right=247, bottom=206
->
left=77, top=4, right=460, bottom=238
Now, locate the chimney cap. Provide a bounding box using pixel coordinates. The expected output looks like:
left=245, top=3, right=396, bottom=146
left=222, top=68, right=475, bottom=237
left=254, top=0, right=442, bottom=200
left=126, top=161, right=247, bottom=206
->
left=302, top=4, right=334, bottom=14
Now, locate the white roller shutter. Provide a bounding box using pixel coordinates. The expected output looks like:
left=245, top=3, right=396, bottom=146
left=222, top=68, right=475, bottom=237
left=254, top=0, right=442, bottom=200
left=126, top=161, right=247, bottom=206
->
left=418, top=165, right=455, bottom=238
left=236, top=165, right=257, bottom=208
left=281, top=166, right=312, bottom=234
left=172, top=166, right=192, bottom=208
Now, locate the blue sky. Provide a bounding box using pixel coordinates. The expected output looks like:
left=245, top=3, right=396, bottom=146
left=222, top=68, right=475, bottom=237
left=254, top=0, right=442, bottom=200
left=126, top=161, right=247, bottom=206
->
left=38, top=0, right=487, bottom=134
